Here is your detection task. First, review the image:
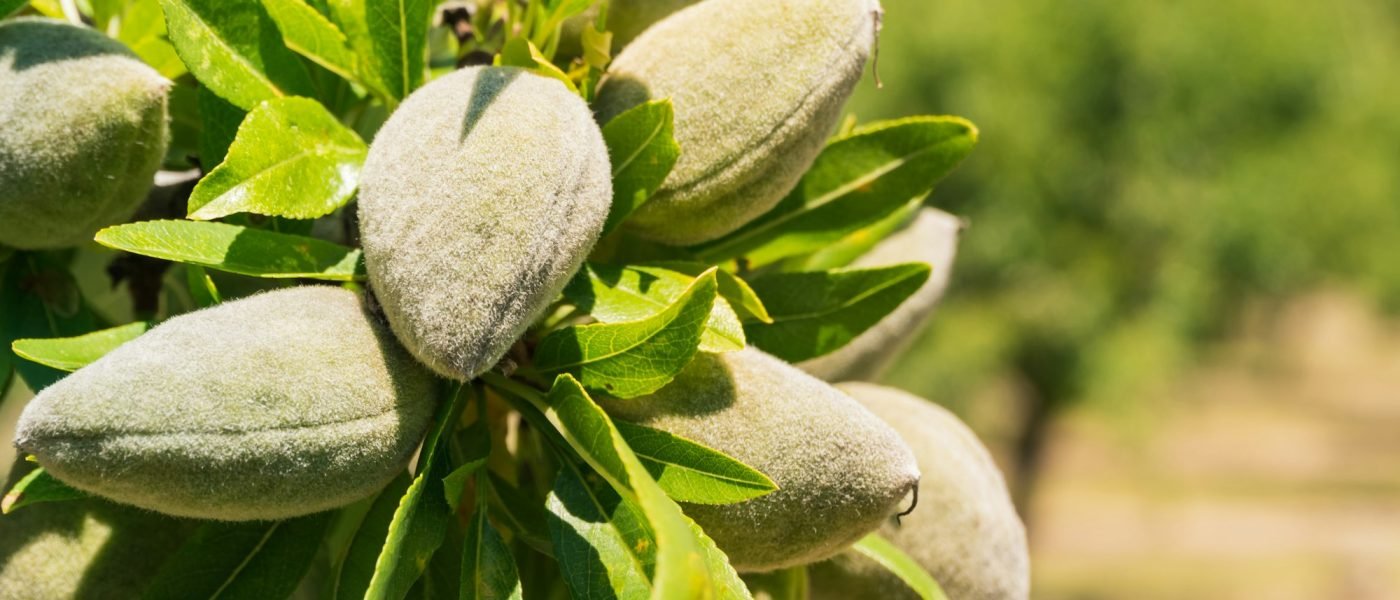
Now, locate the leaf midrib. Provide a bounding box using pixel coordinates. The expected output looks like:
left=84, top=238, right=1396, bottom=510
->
left=765, top=269, right=924, bottom=324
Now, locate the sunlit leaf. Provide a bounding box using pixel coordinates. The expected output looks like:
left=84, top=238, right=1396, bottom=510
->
left=95, top=220, right=366, bottom=281
left=188, top=97, right=367, bottom=221
left=11, top=322, right=150, bottom=372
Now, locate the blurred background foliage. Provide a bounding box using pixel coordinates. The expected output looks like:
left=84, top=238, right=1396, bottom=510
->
left=849, top=0, right=1400, bottom=492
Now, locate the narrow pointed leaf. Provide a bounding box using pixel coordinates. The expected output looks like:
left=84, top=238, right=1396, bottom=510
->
left=851, top=533, right=949, bottom=600
left=536, top=269, right=718, bottom=398
left=0, top=254, right=98, bottom=392
left=262, top=0, right=361, bottom=82
left=363, top=384, right=465, bottom=600
left=546, top=466, right=655, bottom=600
left=11, top=322, right=150, bottom=372
left=563, top=263, right=743, bottom=354
left=744, top=264, right=931, bottom=362
left=601, top=99, right=680, bottom=234
left=142, top=513, right=332, bottom=600
left=361, top=0, right=431, bottom=102
left=694, top=116, right=977, bottom=266
left=539, top=375, right=739, bottom=599
left=498, top=37, right=577, bottom=94
left=95, top=220, right=366, bottom=281
left=188, top=97, right=367, bottom=221
left=159, top=0, right=315, bottom=110
left=614, top=421, right=776, bottom=505
left=2, top=465, right=88, bottom=514
left=333, top=473, right=413, bottom=600
left=461, top=489, right=524, bottom=600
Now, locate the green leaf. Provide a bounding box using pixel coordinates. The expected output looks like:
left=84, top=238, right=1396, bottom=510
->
left=0, top=254, right=98, bottom=392
left=536, top=268, right=717, bottom=398
left=486, top=473, right=553, bottom=558
left=262, top=0, right=361, bottom=83
left=792, top=198, right=921, bottom=271
left=117, top=0, right=187, bottom=79
left=461, top=483, right=524, bottom=600
left=198, top=86, right=246, bottom=168
left=143, top=513, right=332, bottom=600
left=332, top=472, right=413, bottom=600
left=187, top=97, right=367, bottom=221
left=1, top=465, right=88, bottom=514
left=741, top=567, right=809, bottom=600
left=0, top=0, right=26, bottom=18
left=95, top=220, right=366, bottom=281
left=159, top=0, right=315, bottom=111
left=694, top=116, right=977, bottom=267
left=185, top=265, right=222, bottom=308
left=615, top=421, right=775, bottom=505
left=600, top=99, right=680, bottom=234
left=363, top=384, right=465, bottom=600
left=442, top=421, right=491, bottom=511
left=539, top=375, right=717, bottom=598
left=851, top=533, right=949, bottom=600
left=652, top=262, right=772, bottom=324
left=11, top=321, right=150, bottom=372
left=743, top=263, right=931, bottom=362
left=355, top=0, right=431, bottom=102
left=545, top=466, right=655, bottom=600
left=564, top=263, right=743, bottom=354
left=498, top=37, right=577, bottom=94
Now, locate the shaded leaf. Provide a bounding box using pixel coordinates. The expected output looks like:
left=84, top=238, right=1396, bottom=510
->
left=852, top=533, right=949, bottom=600
left=442, top=421, right=491, bottom=512
left=142, top=512, right=332, bottom=600
left=159, top=0, right=315, bottom=110
left=95, top=220, right=366, bottom=281
left=791, top=198, right=921, bottom=271
left=487, top=473, right=554, bottom=558
left=564, top=263, right=743, bottom=353
left=198, top=86, right=246, bottom=168
left=615, top=420, right=776, bottom=505
left=536, top=268, right=717, bottom=398
left=539, top=375, right=734, bottom=599
left=330, top=0, right=430, bottom=103
left=694, top=117, right=977, bottom=267
left=333, top=472, right=413, bottom=600
left=185, top=264, right=222, bottom=308
left=0, top=254, right=98, bottom=392
left=600, top=99, right=680, bottom=234
left=545, top=467, right=655, bottom=600
left=460, top=481, right=524, bottom=600
left=1, top=465, right=88, bottom=514
left=0, top=0, right=26, bottom=18
left=262, top=0, right=360, bottom=82
left=11, top=321, right=150, bottom=372
left=363, top=384, right=465, bottom=600
left=188, top=97, right=367, bottom=221
left=744, top=264, right=930, bottom=362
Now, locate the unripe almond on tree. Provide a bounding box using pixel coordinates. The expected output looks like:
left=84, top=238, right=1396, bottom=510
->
left=0, top=461, right=196, bottom=599
left=0, top=18, right=169, bottom=250
left=594, top=0, right=882, bottom=245
left=13, top=286, right=439, bottom=521
left=800, top=208, right=963, bottom=381
left=358, top=66, right=612, bottom=380
left=810, top=383, right=1031, bottom=600
left=598, top=349, right=919, bottom=572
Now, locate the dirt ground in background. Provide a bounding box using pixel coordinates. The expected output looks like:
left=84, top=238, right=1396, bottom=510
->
left=1025, top=291, right=1400, bottom=599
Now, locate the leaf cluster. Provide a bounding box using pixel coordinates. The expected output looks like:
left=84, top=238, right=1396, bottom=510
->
left=0, top=1, right=972, bottom=597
